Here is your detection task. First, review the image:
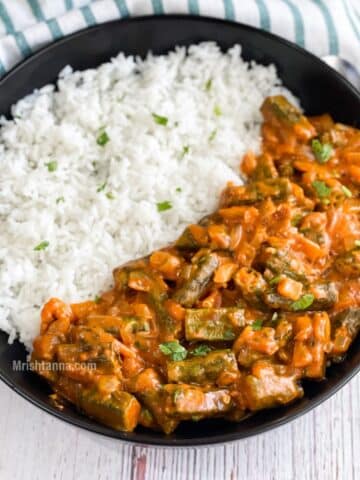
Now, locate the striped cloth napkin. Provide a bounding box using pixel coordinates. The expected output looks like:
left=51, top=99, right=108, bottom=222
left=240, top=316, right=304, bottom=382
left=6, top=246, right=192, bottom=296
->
left=0, top=0, right=358, bottom=76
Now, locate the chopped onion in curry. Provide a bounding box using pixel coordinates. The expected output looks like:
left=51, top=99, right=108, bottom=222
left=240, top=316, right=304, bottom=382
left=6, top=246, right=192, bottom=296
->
left=32, top=96, right=360, bottom=434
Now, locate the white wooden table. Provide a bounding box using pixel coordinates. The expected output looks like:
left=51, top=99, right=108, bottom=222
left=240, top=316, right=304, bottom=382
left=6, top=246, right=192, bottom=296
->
left=0, top=376, right=359, bottom=480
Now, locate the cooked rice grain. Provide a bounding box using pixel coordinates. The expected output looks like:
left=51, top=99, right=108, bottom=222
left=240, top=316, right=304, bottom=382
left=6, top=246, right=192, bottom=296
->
left=0, top=43, right=297, bottom=349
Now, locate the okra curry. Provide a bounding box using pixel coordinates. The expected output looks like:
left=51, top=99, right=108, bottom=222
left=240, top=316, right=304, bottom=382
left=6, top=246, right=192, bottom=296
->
left=32, top=96, right=360, bottom=434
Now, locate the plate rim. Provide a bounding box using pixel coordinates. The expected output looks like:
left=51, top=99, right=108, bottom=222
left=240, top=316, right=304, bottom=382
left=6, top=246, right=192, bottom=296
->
left=0, top=14, right=359, bottom=99
left=1, top=348, right=359, bottom=447
left=0, top=14, right=359, bottom=446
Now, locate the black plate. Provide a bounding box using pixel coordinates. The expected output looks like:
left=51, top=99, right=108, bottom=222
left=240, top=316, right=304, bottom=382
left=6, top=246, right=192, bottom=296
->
left=0, top=15, right=359, bottom=447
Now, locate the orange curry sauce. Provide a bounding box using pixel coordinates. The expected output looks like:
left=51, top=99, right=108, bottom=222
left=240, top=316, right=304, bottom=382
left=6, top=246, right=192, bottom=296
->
left=32, top=96, right=360, bottom=433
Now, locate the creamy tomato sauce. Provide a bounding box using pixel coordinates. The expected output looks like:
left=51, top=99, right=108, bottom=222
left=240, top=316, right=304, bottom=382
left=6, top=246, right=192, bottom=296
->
left=32, top=96, right=360, bottom=433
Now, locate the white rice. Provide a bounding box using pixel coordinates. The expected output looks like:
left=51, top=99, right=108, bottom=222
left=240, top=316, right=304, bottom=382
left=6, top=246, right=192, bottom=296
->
left=0, top=42, right=298, bottom=350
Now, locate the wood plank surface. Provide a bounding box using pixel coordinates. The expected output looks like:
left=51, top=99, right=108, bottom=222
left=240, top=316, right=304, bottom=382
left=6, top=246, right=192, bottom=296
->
left=0, top=375, right=358, bottom=480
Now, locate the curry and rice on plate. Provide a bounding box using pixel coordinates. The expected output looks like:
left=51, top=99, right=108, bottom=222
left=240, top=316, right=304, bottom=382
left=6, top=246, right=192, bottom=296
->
left=0, top=43, right=359, bottom=433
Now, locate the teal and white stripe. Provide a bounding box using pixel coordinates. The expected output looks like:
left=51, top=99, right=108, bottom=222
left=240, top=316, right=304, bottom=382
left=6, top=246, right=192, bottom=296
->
left=344, top=0, right=360, bottom=43
left=81, top=5, right=97, bottom=26
left=27, top=0, right=63, bottom=39
left=254, top=0, right=271, bottom=31
left=0, top=0, right=358, bottom=75
left=280, top=0, right=305, bottom=47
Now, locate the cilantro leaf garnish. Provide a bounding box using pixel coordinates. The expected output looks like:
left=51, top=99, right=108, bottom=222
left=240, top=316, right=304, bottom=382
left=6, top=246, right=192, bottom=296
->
left=152, top=113, right=168, bottom=126
left=291, top=294, right=314, bottom=311
left=311, top=139, right=332, bottom=163
left=159, top=341, right=187, bottom=361
left=157, top=201, right=172, bottom=212
left=34, top=241, right=49, bottom=251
